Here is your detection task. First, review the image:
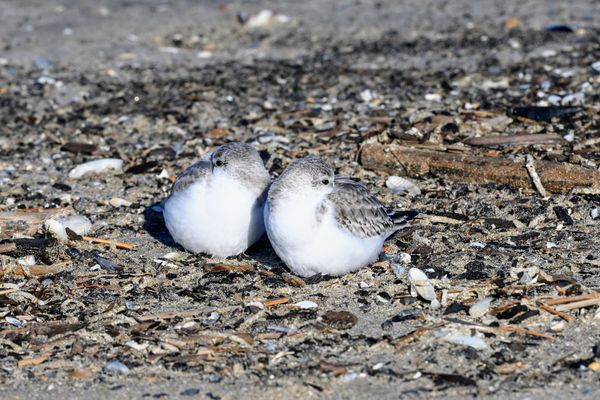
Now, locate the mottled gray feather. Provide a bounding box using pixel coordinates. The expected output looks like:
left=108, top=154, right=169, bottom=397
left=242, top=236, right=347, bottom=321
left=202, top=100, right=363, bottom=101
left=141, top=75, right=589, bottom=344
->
left=171, top=160, right=210, bottom=193
left=325, top=177, right=396, bottom=238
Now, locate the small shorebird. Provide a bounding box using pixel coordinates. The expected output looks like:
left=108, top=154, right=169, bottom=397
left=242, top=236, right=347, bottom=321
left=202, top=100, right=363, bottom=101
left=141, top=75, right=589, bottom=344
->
left=163, top=142, right=270, bottom=257
left=264, top=156, right=413, bottom=277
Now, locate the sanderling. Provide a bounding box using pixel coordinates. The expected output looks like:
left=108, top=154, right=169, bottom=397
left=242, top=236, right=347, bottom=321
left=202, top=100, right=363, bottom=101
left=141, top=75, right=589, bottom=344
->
left=264, top=156, right=414, bottom=277
left=163, top=142, right=271, bottom=257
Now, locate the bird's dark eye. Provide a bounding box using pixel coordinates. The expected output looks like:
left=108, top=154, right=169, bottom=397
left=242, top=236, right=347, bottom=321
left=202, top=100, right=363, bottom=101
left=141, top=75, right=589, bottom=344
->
left=215, top=160, right=224, bottom=167
left=321, top=179, right=330, bottom=185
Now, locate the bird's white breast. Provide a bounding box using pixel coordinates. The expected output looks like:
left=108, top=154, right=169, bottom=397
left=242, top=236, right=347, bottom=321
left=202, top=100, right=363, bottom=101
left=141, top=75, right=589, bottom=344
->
left=265, top=195, right=385, bottom=277
left=164, top=173, right=265, bottom=257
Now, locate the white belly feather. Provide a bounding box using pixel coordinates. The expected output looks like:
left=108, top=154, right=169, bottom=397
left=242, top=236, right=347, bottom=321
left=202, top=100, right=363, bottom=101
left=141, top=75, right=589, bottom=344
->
left=265, top=197, right=385, bottom=277
left=163, top=174, right=265, bottom=257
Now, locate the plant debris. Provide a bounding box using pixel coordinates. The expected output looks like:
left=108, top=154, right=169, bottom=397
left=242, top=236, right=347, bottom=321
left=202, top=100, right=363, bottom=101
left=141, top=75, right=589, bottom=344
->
left=1, top=0, right=600, bottom=398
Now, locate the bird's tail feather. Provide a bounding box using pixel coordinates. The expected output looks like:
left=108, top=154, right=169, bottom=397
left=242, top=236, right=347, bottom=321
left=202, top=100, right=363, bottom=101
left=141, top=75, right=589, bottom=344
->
left=387, top=210, right=418, bottom=229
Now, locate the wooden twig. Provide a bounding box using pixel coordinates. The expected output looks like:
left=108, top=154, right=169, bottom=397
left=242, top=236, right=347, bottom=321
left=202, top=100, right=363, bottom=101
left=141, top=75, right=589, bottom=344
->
left=495, top=325, right=553, bottom=340
left=82, top=236, right=134, bottom=250
left=360, top=142, right=600, bottom=194
left=393, top=322, right=446, bottom=348
left=525, top=155, right=548, bottom=197
left=264, top=297, right=290, bottom=308
left=446, top=317, right=553, bottom=340
left=544, top=292, right=600, bottom=306
left=538, top=303, right=573, bottom=322
left=555, top=298, right=600, bottom=312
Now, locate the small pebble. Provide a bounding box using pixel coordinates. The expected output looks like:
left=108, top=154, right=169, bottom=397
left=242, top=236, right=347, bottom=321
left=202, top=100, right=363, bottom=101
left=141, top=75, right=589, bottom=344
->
left=5, top=316, right=22, bottom=327
left=550, top=320, right=566, bottom=332
left=109, top=197, right=132, bottom=207
left=180, top=388, right=201, bottom=396
left=92, top=253, right=122, bottom=273
left=205, top=312, right=220, bottom=323
left=469, top=297, right=493, bottom=318
left=424, top=93, right=442, bottom=102
left=104, top=360, right=130, bottom=374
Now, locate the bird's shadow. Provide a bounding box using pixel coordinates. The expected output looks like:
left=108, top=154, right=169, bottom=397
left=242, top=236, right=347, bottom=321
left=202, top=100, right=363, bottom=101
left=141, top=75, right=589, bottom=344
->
left=143, top=202, right=179, bottom=249
left=142, top=202, right=287, bottom=272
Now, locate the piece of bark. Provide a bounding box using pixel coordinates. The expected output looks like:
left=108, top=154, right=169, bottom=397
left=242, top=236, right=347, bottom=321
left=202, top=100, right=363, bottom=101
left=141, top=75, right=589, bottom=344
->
left=360, top=142, right=600, bottom=194
left=0, top=243, right=17, bottom=253
left=464, top=133, right=563, bottom=147
left=0, top=208, right=68, bottom=239
left=0, top=256, right=70, bottom=278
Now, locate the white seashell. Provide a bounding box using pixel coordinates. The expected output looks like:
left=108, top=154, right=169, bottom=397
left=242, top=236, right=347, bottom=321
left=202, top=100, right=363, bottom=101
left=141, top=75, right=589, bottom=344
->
left=125, top=340, right=149, bottom=351
left=408, top=267, right=436, bottom=301
left=17, top=255, right=36, bottom=266
left=469, top=297, right=493, bottom=318
left=69, top=158, right=123, bottom=179
left=385, top=176, right=421, bottom=196
left=245, top=301, right=265, bottom=310
left=45, top=215, right=92, bottom=241
left=109, top=197, right=132, bottom=207
left=442, top=334, right=488, bottom=350
left=294, top=301, right=318, bottom=309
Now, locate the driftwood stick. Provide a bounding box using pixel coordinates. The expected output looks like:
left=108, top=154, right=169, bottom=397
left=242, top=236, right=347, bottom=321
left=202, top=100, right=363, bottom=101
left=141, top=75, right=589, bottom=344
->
left=360, top=142, right=600, bottom=194
left=464, top=133, right=563, bottom=147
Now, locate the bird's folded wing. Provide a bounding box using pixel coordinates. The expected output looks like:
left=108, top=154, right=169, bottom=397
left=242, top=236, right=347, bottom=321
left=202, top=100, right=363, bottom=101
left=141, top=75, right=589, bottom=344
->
left=171, top=160, right=211, bottom=193
left=325, top=177, right=395, bottom=238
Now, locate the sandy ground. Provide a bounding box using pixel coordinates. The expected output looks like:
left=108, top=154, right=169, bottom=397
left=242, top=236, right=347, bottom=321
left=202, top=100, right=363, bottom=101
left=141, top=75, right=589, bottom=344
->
left=1, top=0, right=600, bottom=399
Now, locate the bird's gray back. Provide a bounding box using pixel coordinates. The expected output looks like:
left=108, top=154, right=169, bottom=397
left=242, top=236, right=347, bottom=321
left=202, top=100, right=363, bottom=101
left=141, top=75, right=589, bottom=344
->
left=171, top=160, right=210, bottom=194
